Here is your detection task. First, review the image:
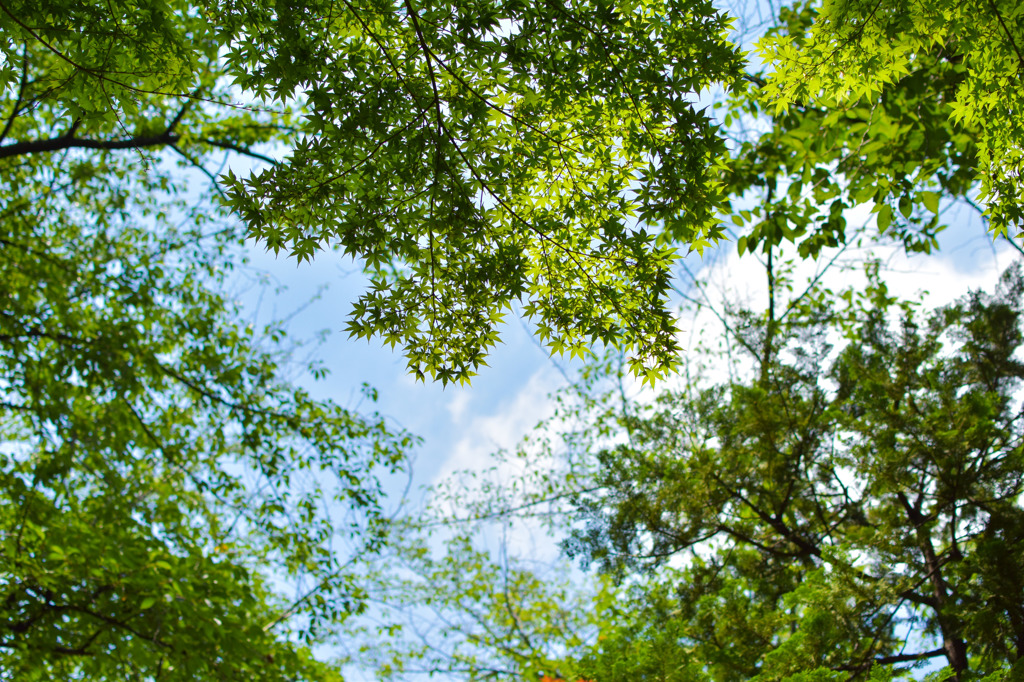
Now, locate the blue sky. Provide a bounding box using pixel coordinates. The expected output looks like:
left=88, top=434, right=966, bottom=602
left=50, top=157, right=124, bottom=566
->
left=236, top=242, right=578, bottom=506
left=237, top=189, right=1018, bottom=509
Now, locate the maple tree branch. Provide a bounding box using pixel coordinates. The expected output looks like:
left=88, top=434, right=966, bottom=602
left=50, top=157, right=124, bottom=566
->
left=0, top=43, right=28, bottom=146
left=987, top=0, right=1024, bottom=72
left=199, top=138, right=278, bottom=166
left=0, top=129, right=179, bottom=160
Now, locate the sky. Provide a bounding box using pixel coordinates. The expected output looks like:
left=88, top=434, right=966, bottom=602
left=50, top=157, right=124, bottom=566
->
left=238, top=189, right=1020, bottom=513
left=237, top=246, right=571, bottom=502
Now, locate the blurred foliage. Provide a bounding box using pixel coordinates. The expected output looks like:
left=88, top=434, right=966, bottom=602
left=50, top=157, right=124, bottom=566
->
left=0, top=24, right=415, bottom=677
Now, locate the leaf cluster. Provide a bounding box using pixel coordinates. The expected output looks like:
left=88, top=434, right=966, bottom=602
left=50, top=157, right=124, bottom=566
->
left=758, top=0, right=1024, bottom=236
left=219, top=0, right=744, bottom=383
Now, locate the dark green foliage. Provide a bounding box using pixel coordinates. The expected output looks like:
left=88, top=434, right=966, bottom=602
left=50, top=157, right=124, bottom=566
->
left=566, top=266, right=1024, bottom=680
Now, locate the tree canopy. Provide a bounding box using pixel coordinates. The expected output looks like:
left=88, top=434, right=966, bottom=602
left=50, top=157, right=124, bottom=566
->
left=354, top=260, right=1024, bottom=682
left=1, top=0, right=1020, bottom=381
left=0, top=33, right=414, bottom=676
left=0, top=171, right=416, bottom=678
left=0, top=0, right=746, bottom=384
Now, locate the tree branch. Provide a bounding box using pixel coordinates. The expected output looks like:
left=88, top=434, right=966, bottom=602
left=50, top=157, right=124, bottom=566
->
left=835, top=647, right=947, bottom=672
left=987, top=0, right=1024, bottom=71
left=199, top=138, right=278, bottom=166
left=0, top=129, right=179, bottom=160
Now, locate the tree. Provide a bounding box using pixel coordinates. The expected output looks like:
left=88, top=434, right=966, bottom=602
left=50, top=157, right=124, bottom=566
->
left=0, top=0, right=744, bottom=385
left=758, top=0, right=1024, bottom=235
left=346, top=524, right=612, bottom=681
left=336, top=261, right=1024, bottom=681
left=559, top=262, right=1024, bottom=681
left=0, top=108, right=414, bottom=677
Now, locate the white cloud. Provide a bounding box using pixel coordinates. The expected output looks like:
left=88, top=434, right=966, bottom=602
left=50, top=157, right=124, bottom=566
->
left=426, top=367, right=569, bottom=560
left=445, top=390, right=472, bottom=424
left=667, top=236, right=1020, bottom=390
left=432, top=367, right=563, bottom=487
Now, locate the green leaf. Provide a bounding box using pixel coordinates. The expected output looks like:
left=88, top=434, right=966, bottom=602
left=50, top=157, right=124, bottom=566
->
left=876, top=203, right=893, bottom=231
left=921, top=191, right=940, bottom=213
